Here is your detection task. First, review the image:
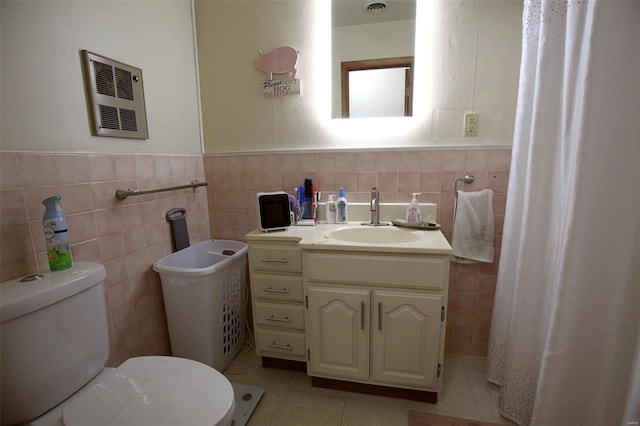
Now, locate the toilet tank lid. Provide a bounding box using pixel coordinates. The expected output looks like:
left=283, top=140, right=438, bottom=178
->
left=0, top=262, right=106, bottom=322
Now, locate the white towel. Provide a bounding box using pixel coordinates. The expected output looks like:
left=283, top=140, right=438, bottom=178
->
left=452, top=189, right=494, bottom=263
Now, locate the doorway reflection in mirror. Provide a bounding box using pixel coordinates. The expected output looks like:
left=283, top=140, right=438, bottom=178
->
left=332, top=0, right=416, bottom=119
left=341, top=56, right=413, bottom=118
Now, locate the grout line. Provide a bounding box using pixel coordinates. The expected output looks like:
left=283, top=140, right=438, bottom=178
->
left=451, top=361, right=483, bottom=422
left=464, top=367, right=486, bottom=422
left=338, top=392, right=347, bottom=426
left=462, top=356, right=496, bottom=423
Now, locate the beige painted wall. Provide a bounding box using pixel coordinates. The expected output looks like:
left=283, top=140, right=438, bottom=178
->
left=1, top=0, right=522, bottom=155
left=196, top=0, right=523, bottom=153
left=0, top=0, right=202, bottom=155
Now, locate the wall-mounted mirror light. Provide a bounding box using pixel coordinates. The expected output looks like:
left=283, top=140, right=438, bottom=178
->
left=332, top=0, right=416, bottom=119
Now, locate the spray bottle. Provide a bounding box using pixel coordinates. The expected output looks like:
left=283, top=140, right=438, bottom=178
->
left=406, top=192, right=422, bottom=224
left=336, top=188, right=349, bottom=223
left=42, top=195, right=73, bottom=271
left=324, top=194, right=336, bottom=224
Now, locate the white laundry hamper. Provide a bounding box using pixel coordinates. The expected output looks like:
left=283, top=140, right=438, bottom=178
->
left=153, top=239, right=248, bottom=372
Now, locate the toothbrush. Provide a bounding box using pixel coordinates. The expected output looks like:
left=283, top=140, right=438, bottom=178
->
left=304, top=178, right=313, bottom=219
left=298, top=185, right=304, bottom=208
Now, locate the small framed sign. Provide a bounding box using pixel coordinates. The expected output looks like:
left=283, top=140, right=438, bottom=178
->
left=263, top=79, right=301, bottom=98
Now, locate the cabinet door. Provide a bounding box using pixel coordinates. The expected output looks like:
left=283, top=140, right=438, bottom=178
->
left=372, top=290, right=442, bottom=389
left=307, top=286, right=369, bottom=381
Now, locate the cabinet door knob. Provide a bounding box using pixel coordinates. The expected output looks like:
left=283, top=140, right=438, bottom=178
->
left=361, top=301, right=365, bottom=330
left=378, top=302, right=383, bottom=331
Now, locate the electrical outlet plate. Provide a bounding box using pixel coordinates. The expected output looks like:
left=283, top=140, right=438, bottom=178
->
left=464, top=113, right=479, bottom=137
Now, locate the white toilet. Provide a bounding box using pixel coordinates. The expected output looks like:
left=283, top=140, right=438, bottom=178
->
left=0, top=262, right=235, bottom=426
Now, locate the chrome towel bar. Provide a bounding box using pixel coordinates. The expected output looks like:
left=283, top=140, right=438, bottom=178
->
left=115, top=180, right=208, bottom=200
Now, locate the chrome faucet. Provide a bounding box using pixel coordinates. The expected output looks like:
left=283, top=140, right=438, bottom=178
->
left=362, top=186, right=388, bottom=226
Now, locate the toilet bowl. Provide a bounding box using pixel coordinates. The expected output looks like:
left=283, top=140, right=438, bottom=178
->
left=0, top=262, right=235, bottom=426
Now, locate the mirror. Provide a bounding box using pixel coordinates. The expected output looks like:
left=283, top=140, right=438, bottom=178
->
left=332, top=0, right=416, bottom=119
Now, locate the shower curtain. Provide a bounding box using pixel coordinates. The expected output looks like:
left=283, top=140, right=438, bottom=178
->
left=486, top=1, right=640, bottom=425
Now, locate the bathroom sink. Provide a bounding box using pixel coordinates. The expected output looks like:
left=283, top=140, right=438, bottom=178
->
left=328, top=226, right=421, bottom=244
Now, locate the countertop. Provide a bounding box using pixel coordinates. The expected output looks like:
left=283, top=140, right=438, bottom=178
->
left=245, top=222, right=452, bottom=255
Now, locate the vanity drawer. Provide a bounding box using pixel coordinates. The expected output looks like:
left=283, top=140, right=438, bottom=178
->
left=256, top=329, right=306, bottom=357
left=304, top=251, right=449, bottom=290
left=251, top=273, right=303, bottom=302
left=249, top=245, right=302, bottom=273
left=254, top=302, right=304, bottom=329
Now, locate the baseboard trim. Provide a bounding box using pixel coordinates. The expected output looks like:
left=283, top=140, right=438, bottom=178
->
left=261, top=356, right=307, bottom=372
left=311, top=376, right=438, bottom=403
left=444, top=340, right=488, bottom=357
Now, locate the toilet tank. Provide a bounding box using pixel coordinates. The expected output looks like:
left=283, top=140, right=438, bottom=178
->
left=0, top=262, right=109, bottom=425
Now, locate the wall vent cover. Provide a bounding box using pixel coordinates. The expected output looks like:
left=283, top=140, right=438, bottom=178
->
left=82, top=50, right=148, bottom=139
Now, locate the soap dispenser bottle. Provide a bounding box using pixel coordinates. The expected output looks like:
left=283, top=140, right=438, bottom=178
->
left=336, top=188, right=349, bottom=223
left=326, top=194, right=337, bottom=224
left=406, top=193, right=422, bottom=224
left=42, top=195, right=73, bottom=271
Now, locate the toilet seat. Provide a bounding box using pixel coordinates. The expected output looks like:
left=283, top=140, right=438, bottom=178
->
left=62, top=356, right=235, bottom=426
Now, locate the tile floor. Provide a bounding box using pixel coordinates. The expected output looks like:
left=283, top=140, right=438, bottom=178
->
left=223, top=346, right=516, bottom=426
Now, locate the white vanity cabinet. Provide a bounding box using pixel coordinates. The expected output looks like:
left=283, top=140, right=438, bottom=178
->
left=304, top=250, right=449, bottom=393
left=246, top=237, right=306, bottom=362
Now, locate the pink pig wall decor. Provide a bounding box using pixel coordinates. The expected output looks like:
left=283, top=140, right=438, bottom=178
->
left=254, top=46, right=299, bottom=80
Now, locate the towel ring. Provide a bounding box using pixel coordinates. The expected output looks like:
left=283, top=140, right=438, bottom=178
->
left=452, top=174, right=476, bottom=241
left=454, top=175, right=475, bottom=198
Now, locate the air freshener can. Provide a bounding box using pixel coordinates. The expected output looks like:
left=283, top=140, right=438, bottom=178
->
left=42, top=195, right=73, bottom=271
